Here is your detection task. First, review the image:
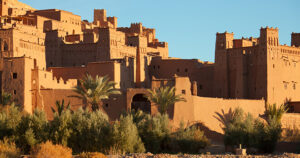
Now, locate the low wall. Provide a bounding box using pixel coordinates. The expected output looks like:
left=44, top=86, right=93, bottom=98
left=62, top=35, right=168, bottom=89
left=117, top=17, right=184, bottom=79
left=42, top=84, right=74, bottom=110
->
left=172, top=96, right=266, bottom=140
left=192, top=97, right=265, bottom=134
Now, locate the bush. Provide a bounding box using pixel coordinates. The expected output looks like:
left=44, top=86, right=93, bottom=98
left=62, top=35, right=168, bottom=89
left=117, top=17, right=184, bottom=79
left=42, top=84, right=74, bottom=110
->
left=31, top=141, right=72, bottom=158
left=172, top=125, right=210, bottom=153
left=221, top=107, right=283, bottom=153
left=49, top=110, right=73, bottom=146
left=111, top=114, right=145, bottom=154
left=68, top=108, right=111, bottom=153
left=78, top=152, right=107, bottom=158
left=0, top=105, right=22, bottom=141
left=15, top=109, right=49, bottom=153
left=0, top=139, right=21, bottom=158
left=135, top=112, right=171, bottom=153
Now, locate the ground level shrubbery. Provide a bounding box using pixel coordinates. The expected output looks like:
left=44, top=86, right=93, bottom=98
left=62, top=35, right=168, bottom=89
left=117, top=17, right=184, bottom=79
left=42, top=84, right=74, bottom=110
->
left=0, top=106, right=209, bottom=155
left=220, top=107, right=283, bottom=153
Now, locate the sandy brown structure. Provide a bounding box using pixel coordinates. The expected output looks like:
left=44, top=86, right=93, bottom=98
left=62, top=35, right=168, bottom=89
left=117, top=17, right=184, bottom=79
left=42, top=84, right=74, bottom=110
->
left=0, top=0, right=299, bottom=137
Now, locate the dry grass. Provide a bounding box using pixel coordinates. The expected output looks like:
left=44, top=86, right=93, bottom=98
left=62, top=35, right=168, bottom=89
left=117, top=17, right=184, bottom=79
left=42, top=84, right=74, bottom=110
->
left=0, top=139, right=21, bottom=158
left=31, top=141, right=72, bottom=158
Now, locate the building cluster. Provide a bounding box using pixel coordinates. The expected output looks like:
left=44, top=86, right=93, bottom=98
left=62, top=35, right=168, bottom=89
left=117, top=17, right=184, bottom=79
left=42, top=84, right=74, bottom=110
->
left=1, top=0, right=300, bottom=134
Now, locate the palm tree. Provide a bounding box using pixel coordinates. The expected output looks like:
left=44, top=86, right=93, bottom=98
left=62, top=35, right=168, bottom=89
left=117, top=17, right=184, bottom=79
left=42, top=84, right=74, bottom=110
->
left=51, top=99, right=70, bottom=116
left=147, top=86, right=186, bottom=114
left=265, top=103, right=288, bottom=123
left=70, top=75, right=121, bottom=111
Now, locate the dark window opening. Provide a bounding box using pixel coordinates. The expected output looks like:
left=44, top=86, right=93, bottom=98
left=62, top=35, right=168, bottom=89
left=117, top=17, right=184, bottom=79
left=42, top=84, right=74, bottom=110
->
left=4, top=42, right=8, bottom=51
left=199, top=85, right=203, bottom=90
left=13, top=90, right=16, bottom=95
left=13, top=73, right=17, bottom=79
left=153, top=65, right=155, bottom=69
left=105, top=104, right=109, bottom=108
left=182, top=90, right=186, bottom=94
left=177, top=68, right=180, bottom=72
left=185, top=68, right=188, bottom=72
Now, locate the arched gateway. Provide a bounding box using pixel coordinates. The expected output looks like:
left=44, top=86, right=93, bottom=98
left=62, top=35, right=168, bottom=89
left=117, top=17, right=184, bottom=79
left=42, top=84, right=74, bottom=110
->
left=131, top=94, right=151, bottom=113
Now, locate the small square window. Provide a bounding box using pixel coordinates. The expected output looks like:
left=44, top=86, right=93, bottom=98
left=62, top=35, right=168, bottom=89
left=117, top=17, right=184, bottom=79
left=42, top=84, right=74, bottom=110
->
left=105, top=104, right=109, bottom=108
left=182, top=90, right=186, bottom=94
left=13, top=73, right=17, bottom=79
left=199, top=85, right=203, bottom=90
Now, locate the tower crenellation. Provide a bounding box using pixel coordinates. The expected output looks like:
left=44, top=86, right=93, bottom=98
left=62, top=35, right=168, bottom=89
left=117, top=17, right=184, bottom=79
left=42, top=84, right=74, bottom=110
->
left=260, top=26, right=279, bottom=47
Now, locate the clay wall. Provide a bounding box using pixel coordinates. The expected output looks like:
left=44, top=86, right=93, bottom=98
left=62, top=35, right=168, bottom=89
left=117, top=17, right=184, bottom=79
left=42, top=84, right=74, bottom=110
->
left=0, top=0, right=34, bottom=16
left=214, top=32, right=234, bottom=98
left=60, top=43, right=97, bottom=67
left=38, top=89, right=82, bottom=119
left=2, top=57, right=34, bottom=113
left=33, top=9, right=81, bottom=34
left=65, top=34, right=83, bottom=43
left=12, top=27, right=46, bottom=69
left=39, top=89, right=127, bottom=120
left=0, top=28, right=13, bottom=59
left=267, top=44, right=300, bottom=105
left=150, top=57, right=214, bottom=96
left=192, top=97, right=265, bottom=134
left=48, top=60, right=135, bottom=90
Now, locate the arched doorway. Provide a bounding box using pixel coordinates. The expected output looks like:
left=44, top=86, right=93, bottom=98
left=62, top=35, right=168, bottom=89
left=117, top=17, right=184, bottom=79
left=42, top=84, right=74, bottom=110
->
left=131, top=94, right=151, bottom=113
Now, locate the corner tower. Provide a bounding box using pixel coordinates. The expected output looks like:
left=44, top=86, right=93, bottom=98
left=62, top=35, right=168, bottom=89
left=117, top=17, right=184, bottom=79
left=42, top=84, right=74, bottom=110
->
left=214, top=32, right=234, bottom=98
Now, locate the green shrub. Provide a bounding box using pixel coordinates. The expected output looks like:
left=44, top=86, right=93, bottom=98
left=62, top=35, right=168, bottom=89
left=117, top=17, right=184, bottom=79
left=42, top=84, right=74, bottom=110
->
left=49, top=110, right=73, bottom=146
left=111, top=114, right=145, bottom=154
left=68, top=108, right=110, bottom=153
left=135, top=113, right=170, bottom=153
left=221, top=107, right=283, bottom=153
left=173, top=125, right=210, bottom=153
left=0, top=105, right=22, bottom=141
left=0, top=139, right=21, bottom=158
left=15, top=109, right=49, bottom=153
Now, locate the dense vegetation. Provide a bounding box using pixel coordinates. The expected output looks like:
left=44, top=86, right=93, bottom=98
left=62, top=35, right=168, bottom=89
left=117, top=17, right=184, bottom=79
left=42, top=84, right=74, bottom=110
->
left=0, top=105, right=209, bottom=156
left=216, top=104, right=287, bottom=153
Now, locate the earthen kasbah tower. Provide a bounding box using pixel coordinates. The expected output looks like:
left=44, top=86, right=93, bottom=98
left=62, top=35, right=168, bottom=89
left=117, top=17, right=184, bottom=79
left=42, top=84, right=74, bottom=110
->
left=0, top=0, right=300, bottom=133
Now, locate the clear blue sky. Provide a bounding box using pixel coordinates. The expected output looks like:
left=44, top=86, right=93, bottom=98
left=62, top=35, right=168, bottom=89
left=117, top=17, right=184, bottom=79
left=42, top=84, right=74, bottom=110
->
left=19, top=0, right=300, bottom=62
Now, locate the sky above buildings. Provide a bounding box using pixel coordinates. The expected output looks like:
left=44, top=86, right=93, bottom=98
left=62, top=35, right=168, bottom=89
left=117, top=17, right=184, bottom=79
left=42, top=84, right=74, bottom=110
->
left=19, top=0, right=299, bottom=62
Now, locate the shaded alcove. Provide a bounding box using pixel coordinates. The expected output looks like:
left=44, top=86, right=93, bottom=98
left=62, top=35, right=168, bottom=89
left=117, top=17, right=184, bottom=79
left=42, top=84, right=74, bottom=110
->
left=131, top=94, right=151, bottom=113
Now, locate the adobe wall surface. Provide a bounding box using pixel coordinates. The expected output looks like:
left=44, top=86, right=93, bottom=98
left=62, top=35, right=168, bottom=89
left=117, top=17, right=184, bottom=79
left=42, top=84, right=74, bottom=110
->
left=281, top=113, right=300, bottom=130
left=38, top=89, right=82, bottom=120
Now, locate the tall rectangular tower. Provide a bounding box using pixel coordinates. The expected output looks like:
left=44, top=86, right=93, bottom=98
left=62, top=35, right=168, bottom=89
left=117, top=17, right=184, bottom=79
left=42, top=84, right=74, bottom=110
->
left=213, top=32, right=233, bottom=98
